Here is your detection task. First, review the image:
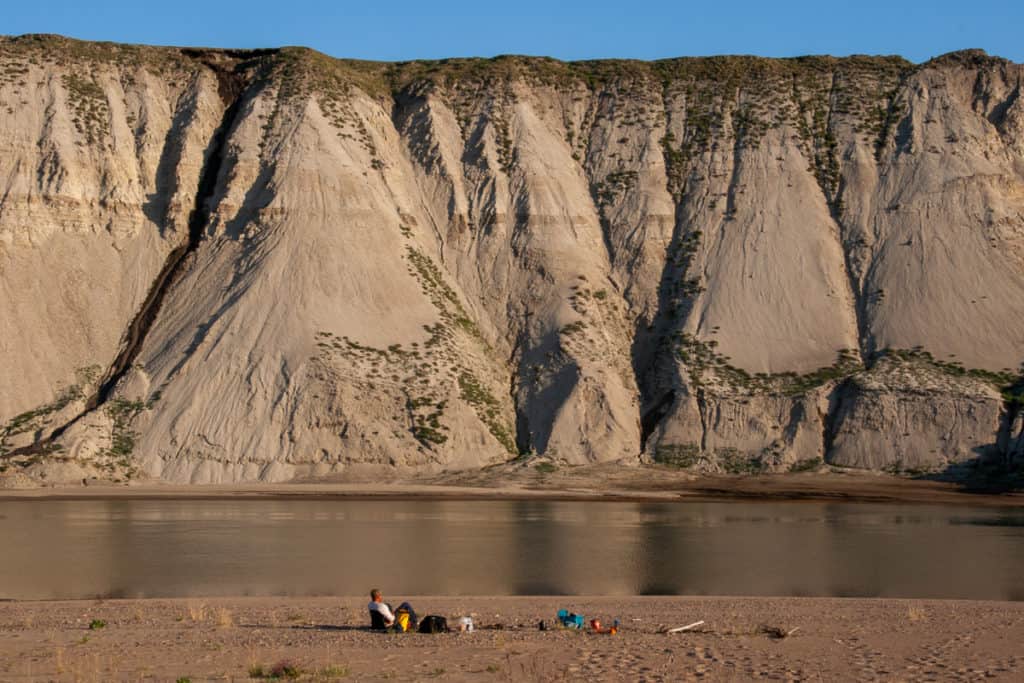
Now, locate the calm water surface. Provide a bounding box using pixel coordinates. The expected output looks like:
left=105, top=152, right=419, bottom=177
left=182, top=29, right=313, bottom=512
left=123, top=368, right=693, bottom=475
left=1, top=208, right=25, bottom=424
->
left=1, top=499, right=1023, bottom=600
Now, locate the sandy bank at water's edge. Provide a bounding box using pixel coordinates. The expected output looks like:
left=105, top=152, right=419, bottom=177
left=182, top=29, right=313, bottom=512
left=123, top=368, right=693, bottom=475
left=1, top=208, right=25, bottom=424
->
left=1, top=596, right=1022, bottom=681
left=1, top=466, right=1023, bottom=507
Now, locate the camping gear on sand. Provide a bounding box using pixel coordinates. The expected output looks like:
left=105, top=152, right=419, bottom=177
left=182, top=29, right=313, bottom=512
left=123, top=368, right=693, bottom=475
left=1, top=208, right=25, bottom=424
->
left=456, top=616, right=474, bottom=632
left=418, top=615, right=449, bottom=633
left=589, top=618, right=620, bottom=634
left=369, top=607, right=389, bottom=630
left=393, top=608, right=411, bottom=632
left=557, top=609, right=585, bottom=629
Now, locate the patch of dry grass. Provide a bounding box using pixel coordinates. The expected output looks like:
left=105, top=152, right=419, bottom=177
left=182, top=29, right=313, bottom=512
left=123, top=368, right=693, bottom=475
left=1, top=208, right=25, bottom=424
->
left=214, top=606, right=234, bottom=626
left=215, top=606, right=234, bottom=628
left=186, top=602, right=207, bottom=623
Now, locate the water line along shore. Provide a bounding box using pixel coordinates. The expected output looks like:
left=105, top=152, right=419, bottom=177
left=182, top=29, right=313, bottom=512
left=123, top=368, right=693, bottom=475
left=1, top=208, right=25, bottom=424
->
left=2, top=469, right=1023, bottom=507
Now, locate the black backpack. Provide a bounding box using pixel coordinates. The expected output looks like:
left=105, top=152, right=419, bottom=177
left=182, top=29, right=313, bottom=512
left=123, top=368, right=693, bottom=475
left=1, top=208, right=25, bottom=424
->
left=418, top=615, right=448, bottom=633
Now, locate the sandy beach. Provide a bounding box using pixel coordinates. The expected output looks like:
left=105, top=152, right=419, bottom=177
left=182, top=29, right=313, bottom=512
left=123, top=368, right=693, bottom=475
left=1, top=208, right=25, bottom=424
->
left=2, top=467, right=1023, bottom=508
left=1, top=595, right=1022, bottom=681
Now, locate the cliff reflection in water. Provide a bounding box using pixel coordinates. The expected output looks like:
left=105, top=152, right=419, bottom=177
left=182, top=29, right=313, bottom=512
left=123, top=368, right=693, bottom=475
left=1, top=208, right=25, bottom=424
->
left=1, top=499, right=1023, bottom=600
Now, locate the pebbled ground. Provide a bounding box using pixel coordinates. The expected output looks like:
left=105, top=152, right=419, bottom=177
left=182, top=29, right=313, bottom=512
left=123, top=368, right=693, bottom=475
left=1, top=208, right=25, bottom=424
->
left=1, top=595, right=1022, bottom=681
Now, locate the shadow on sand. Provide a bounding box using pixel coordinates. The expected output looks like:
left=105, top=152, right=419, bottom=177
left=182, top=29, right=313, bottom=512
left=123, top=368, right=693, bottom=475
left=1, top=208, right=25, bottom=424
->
left=238, top=623, right=372, bottom=632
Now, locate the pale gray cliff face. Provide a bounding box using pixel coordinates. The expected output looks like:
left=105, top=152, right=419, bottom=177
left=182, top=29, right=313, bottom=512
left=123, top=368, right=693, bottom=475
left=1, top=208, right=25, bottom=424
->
left=1010, top=413, right=1024, bottom=465
left=0, top=37, right=1021, bottom=484
left=828, top=356, right=1005, bottom=471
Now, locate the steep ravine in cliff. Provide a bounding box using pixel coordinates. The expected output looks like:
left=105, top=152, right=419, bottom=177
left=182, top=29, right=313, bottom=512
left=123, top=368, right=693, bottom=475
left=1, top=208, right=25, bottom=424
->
left=1, top=37, right=1022, bottom=484
left=83, top=54, right=267, bottom=407
left=2, top=48, right=268, bottom=460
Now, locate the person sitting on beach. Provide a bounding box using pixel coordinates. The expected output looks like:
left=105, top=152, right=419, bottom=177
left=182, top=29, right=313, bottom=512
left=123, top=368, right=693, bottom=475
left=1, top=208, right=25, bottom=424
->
left=368, top=589, right=417, bottom=631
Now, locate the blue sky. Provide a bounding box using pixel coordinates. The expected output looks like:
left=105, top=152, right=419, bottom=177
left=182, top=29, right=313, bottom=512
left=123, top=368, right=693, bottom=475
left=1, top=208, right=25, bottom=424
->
left=5, top=0, right=1022, bottom=63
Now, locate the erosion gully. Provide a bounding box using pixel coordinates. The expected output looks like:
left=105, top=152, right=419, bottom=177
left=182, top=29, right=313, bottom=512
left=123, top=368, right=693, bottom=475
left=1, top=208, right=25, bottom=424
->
left=9, top=49, right=273, bottom=457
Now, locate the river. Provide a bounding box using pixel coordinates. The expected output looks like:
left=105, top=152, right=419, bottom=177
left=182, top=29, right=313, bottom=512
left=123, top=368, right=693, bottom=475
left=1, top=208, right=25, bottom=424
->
left=1, top=498, right=1022, bottom=600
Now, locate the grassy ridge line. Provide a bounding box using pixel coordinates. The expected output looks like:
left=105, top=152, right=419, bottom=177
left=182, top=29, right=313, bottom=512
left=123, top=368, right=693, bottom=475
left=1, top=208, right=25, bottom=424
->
left=1, top=33, right=924, bottom=98
left=9, top=34, right=1015, bottom=111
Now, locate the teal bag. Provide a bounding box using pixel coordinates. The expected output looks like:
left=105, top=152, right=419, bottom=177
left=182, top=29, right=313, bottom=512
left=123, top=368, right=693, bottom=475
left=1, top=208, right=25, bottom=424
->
left=557, top=609, right=585, bottom=628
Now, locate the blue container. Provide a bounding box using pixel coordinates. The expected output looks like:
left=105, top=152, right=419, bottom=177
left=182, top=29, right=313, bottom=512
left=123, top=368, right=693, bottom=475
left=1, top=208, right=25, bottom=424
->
left=557, top=609, right=585, bottom=629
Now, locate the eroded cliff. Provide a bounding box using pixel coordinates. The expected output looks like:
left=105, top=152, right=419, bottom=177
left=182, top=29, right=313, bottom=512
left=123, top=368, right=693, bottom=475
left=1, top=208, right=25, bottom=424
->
left=1, top=36, right=1022, bottom=484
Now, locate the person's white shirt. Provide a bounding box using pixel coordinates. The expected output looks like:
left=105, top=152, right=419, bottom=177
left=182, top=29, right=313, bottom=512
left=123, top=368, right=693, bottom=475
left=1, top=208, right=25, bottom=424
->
left=369, top=600, right=395, bottom=625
